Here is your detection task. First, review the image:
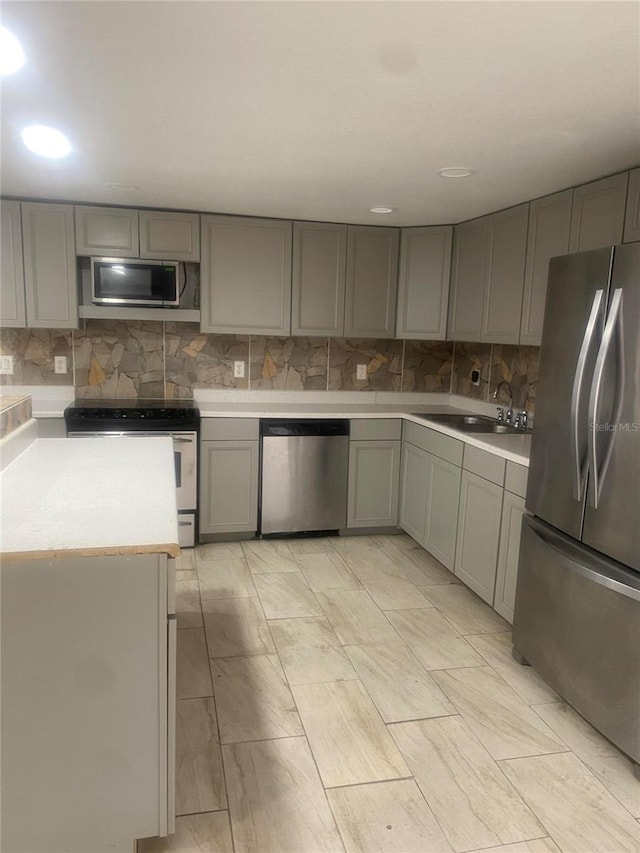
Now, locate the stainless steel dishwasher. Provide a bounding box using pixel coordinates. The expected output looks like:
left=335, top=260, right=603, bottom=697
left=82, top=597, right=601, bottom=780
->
left=260, top=420, right=350, bottom=535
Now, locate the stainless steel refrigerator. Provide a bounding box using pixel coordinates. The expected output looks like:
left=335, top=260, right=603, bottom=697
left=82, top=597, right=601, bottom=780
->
left=513, top=241, right=640, bottom=770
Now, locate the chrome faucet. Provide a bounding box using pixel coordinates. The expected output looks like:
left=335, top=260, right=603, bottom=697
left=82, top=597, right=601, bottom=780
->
left=492, top=381, right=513, bottom=422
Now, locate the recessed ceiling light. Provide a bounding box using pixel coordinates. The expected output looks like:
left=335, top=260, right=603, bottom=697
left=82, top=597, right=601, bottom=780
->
left=105, top=182, right=141, bottom=192
left=0, top=27, right=25, bottom=76
left=21, top=125, right=71, bottom=159
left=437, top=167, right=473, bottom=178
left=369, top=206, right=394, bottom=214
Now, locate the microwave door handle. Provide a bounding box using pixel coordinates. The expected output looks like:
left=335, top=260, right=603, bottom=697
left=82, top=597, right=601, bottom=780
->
left=570, top=289, right=603, bottom=501
left=588, top=288, right=624, bottom=509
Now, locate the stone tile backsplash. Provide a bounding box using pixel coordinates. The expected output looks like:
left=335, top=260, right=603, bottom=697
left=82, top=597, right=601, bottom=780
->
left=250, top=336, right=327, bottom=391
left=328, top=339, right=403, bottom=392
left=0, top=324, right=539, bottom=411
left=0, top=328, right=73, bottom=386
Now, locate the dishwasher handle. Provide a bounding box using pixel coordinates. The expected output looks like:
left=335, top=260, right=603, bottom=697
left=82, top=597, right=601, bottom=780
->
left=260, top=419, right=350, bottom=437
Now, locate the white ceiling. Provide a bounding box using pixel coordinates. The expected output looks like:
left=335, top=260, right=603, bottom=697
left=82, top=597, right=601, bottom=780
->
left=2, top=1, right=639, bottom=226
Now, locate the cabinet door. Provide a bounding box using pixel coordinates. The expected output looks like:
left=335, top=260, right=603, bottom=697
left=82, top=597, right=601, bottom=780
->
left=455, top=470, right=503, bottom=604
left=423, top=454, right=461, bottom=571
left=199, top=440, right=258, bottom=535
left=569, top=172, right=628, bottom=252
left=482, top=204, right=529, bottom=344
left=396, top=226, right=452, bottom=340
left=494, top=492, right=526, bottom=623
left=21, top=203, right=78, bottom=329
left=75, top=205, right=139, bottom=256
left=347, top=440, right=400, bottom=528
left=291, top=221, right=346, bottom=336
left=520, top=189, right=573, bottom=345
left=447, top=217, right=488, bottom=340
left=399, top=441, right=430, bottom=543
left=0, top=200, right=26, bottom=328
left=200, top=215, right=292, bottom=335
left=139, top=211, right=200, bottom=261
left=344, top=226, right=399, bottom=338
left=623, top=167, right=640, bottom=243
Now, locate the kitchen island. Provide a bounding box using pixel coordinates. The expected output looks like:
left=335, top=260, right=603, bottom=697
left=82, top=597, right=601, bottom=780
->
left=1, top=436, right=179, bottom=853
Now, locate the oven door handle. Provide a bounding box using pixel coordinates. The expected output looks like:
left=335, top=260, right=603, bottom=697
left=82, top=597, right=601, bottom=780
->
left=172, top=436, right=193, bottom=444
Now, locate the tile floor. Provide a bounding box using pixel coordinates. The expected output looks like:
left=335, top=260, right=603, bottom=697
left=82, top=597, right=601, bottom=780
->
left=138, top=534, right=640, bottom=853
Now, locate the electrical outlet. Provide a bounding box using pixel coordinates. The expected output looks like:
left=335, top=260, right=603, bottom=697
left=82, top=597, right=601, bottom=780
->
left=356, top=363, right=368, bottom=380
left=54, top=356, right=68, bottom=374
left=233, top=360, right=245, bottom=378
left=0, top=355, right=14, bottom=375
left=471, top=368, right=480, bottom=386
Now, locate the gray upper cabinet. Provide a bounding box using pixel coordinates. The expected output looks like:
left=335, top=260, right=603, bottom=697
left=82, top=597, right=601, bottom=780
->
left=139, top=211, right=200, bottom=261
left=448, top=217, right=488, bottom=341
left=519, top=189, right=573, bottom=346
left=0, top=200, right=26, bottom=328
left=623, top=167, right=640, bottom=243
left=481, top=204, right=529, bottom=344
left=200, top=215, right=292, bottom=335
left=21, top=202, right=77, bottom=329
left=291, top=221, right=346, bottom=336
left=75, top=206, right=139, bottom=257
left=344, top=226, right=399, bottom=338
left=569, top=172, right=628, bottom=252
left=396, top=226, right=452, bottom=340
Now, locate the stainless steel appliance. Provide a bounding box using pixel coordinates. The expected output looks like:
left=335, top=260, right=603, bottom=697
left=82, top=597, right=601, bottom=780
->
left=260, top=420, right=349, bottom=535
left=64, top=399, right=199, bottom=546
left=91, top=257, right=181, bottom=307
left=513, top=242, right=640, bottom=770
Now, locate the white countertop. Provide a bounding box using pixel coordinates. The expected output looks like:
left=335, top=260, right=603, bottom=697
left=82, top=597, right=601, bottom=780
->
left=1, top=437, right=179, bottom=561
left=194, top=398, right=531, bottom=466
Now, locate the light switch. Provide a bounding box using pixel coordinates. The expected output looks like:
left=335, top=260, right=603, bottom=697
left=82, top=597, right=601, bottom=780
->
left=233, top=360, right=245, bottom=378
left=0, top=355, right=14, bottom=375
left=356, top=364, right=368, bottom=380
left=54, top=356, right=68, bottom=374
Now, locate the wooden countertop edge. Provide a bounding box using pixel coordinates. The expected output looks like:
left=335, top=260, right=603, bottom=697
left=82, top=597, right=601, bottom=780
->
left=1, top=542, right=181, bottom=563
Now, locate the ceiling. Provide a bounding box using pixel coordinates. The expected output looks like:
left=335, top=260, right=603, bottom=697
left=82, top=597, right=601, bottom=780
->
left=2, top=1, right=639, bottom=226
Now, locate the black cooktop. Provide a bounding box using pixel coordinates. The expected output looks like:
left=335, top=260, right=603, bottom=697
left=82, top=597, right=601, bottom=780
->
left=64, top=398, right=200, bottom=431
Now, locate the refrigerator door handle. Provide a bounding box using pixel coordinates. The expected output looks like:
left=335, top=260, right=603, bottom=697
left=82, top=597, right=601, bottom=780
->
left=588, top=288, right=624, bottom=509
left=570, top=289, right=603, bottom=501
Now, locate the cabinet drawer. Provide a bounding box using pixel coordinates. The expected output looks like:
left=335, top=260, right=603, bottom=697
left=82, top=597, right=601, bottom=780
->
left=505, top=461, right=528, bottom=498
left=463, top=444, right=505, bottom=486
left=200, top=418, right=259, bottom=441
left=350, top=419, right=402, bottom=441
left=403, top=421, right=463, bottom=467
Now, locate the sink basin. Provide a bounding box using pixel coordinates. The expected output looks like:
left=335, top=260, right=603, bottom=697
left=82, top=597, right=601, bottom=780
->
left=411, top=413, right=523, bottom=435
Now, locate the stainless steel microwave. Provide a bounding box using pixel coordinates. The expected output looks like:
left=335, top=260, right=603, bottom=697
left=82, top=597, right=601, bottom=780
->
left=91, top=257, right=181, bottom=307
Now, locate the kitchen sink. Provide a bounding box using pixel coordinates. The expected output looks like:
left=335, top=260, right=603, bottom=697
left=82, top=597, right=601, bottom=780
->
left=411, top=413, right=523, bottom=434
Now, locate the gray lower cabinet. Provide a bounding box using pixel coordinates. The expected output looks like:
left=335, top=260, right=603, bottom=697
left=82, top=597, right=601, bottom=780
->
left=623, top=167, right=640, bottom=243
left=399, top=441, right=430, bottom=543
left=395, top=226, right=452, bottom=340
left=344, top=226, right=399, bottom=338
left=199, top=438, right=259, bottom=536
left=347, top=440, right=400, bottom=528
left=291, top=221, right=346, bottom=336
left=200, top=215, right=292, bottom=335
left=494, top=491, right=526, bottom=623
left=21, top=202, right=78, bottom=329
left=139, top=210, right=200, bottom=261
left=0, top=200, right=26, bottom=328
left=399, top=430, right=461, bottom=571
left=454, top=469, right=503, bottom=605
left=520, top=189, right=573, bottom=345
left=569, top=172, right=629, bottom=252
left=74, top=205, right=140, bottom=257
